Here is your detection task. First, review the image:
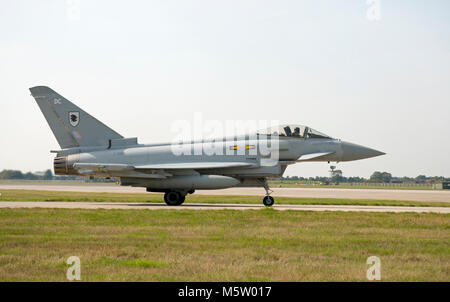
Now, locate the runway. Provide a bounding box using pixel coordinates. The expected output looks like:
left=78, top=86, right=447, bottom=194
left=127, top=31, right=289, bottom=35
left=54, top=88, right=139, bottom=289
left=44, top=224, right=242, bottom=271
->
left=0, top=201, right=449, bottom=213
left=1, top=184, right=449, bottom=202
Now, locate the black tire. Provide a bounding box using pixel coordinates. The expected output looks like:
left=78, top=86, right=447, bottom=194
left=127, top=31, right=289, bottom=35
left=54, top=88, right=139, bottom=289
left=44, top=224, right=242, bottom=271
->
left=164, top=191, right=181, bottom=206
left=176, top=195, right=185, bottom=205
left=263, top=196, right=274, bottom=207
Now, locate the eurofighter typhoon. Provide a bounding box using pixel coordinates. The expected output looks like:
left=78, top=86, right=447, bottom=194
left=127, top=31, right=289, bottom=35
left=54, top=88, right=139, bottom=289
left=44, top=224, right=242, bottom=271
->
left=30, top=86, right=385, bottom=206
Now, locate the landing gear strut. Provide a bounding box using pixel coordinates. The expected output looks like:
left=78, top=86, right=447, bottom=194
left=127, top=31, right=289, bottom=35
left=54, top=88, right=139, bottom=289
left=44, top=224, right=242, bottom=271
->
left=164, top=191, right=185, bottom=206
left=261, top=179, right=275, bottom=207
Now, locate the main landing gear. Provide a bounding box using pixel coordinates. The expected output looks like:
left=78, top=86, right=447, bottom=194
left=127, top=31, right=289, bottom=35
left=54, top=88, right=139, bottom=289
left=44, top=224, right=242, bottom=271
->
left=163, top=191, right=186, bottom=206
left=261, top=179, right=275, bottom=207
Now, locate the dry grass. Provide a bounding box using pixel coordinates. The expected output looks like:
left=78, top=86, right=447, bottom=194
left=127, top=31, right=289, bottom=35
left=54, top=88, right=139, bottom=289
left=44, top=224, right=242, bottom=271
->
left=1, top=189, right=449, bottom=207
left=0, top=208, right=448, bottom=281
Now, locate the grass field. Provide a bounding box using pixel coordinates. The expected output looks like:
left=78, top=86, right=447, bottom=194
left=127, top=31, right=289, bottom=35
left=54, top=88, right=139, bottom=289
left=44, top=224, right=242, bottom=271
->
left=1, top=189, right=449, bottom=207
left=0, top=208, right=448, bottom=281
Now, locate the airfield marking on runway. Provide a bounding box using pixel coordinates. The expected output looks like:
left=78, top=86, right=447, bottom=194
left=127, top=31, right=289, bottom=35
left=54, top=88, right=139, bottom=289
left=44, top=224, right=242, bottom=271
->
left=0, top=201, right=449, bottom=213
left=1, top=184, right=449, bottom=202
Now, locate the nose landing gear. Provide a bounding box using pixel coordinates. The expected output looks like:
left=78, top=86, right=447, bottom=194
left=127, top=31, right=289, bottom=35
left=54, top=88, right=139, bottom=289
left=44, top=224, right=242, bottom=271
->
left=263, top=195, right=274, bottom=207
left=261, top=179, right=275, bottom=207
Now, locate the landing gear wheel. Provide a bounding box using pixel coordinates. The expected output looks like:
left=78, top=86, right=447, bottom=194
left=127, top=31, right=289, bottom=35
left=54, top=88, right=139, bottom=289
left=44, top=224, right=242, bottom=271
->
left=176, top=195, right=185, bottom=205
left=164, top=191, right=181, bottom=206
left=263, top=196, right=274, bottom=207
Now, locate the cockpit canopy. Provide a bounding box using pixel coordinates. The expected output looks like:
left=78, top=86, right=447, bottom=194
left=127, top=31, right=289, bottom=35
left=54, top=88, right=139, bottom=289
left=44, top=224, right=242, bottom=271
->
left=257, top=124, right=332, bottom=139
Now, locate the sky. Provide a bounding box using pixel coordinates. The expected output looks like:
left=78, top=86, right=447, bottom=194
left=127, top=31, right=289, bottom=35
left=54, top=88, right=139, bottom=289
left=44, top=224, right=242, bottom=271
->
left=0, top=0, right=449, bottom=178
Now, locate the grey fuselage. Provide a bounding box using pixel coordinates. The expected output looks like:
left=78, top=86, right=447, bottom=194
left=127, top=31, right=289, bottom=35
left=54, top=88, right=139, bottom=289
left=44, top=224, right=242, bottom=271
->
left=54, top=134, right=381, bottom=192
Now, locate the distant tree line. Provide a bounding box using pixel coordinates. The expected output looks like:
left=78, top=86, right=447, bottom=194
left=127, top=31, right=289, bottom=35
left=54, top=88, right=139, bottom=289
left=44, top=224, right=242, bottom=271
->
left=0, top=169, right=81, bottom=181
left=282, top=172, right=449, bottom=184
left=1, top=168, right=448, bottom=184
left=282, top=175, right=366, bottom=183
left=0, top=169, right=55, bottom=180
left=0, top=169, right=117, bottom=182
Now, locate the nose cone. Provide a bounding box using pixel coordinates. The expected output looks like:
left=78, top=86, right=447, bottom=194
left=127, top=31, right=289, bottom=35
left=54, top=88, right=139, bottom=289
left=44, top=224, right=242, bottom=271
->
left=340, top=141, right=385, bottom=161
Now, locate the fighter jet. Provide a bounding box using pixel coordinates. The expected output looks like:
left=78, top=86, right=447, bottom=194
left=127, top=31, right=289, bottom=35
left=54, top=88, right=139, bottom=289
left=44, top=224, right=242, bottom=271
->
left=30, top=86, right=385, bottom=206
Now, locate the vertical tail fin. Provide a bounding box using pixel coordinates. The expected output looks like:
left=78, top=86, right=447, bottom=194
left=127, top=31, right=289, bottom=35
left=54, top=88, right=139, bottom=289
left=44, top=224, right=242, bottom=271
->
left=30, top=86, right=123, bottom=149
